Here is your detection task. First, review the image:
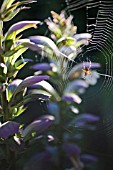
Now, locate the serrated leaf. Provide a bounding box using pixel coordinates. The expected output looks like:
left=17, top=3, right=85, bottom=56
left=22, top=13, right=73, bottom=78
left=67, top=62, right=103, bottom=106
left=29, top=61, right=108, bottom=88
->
left=1, top=0, right=36, bottom=21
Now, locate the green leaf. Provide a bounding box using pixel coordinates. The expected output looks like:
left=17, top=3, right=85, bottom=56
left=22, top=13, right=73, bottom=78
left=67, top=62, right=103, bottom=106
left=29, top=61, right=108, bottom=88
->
left=7, top=66, right=18, bottom=78
left=12, top=107, right=26, bottom=118
left=0, top=21, right=3, bottom=50
left=5, top=0, right=16, bottom=9
left=57, top=37, right=75, bottom=47
left=3, top=8, right=21, bottom=22
left=0, top=0, right=16, bottom=13
left=10, top=93, right=50, bottom=108
left=15, top=58, right=32, bottom=68
left=7, top=79, right=22, bottom=101
left=3, top=44, right=26, bottom=57
left=9, top=75, right=49, bottom=107
left=9, top=90, right=24, bottom=107
left=10, top=48, right=28, bottom=65
left=0, top=63, right=7, bottom=75
left=16, top=62, right=27, bottom=70
left=4, top=39, right=14, bottom=51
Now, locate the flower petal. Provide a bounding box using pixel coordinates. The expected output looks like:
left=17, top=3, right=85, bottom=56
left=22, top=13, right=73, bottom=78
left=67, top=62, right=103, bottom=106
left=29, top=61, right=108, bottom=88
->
left=8, top=79, right=22, bottom=92
left=6, top=21, right=41, bottom=38
left=22, top=115, right=55, bottom=141
left=81, top=154, right=98, bottom=163
left=13, top=75, right=49, bottom=95
left=63, top=143, right=81, bottom=157
left=75, top=113, right=99, bottom=123
left=64, top=80, right=89, bottom=93
left=31, top=63, right=52, bottom=71
left=29, top=36, right=75, bottom=62
left=17, top=39, right=44, bottom=52
left=29, top=36, right=58, bottom=53
left=62, top=93, right=82, bottom=104
left=74, top=33, right=92, bottom=41
left=0, top=121, right=20, bottom=138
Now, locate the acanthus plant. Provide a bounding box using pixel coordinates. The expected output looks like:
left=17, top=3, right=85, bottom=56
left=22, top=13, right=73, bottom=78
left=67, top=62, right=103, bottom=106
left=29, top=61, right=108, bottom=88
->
left=0, top=0, right=56, bottom=169
left=0, top=0, right=100, bottom=169
left=28, top=11, right=101, bottom=170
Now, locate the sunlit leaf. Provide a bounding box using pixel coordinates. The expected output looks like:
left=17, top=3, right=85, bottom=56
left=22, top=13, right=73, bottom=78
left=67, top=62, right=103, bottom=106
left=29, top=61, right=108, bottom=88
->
left=15, top=58, right=32, bottom=68
left=11, top=48, right=28, bottom=65
left=3, top=44, right=25, bottom=57
left=0, top=0, right=16, bottom=13
left=0, top=63, right=7, bottom=74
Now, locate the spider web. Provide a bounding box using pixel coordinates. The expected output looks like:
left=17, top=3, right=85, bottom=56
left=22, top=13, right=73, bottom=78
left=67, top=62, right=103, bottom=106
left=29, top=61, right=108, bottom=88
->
left=65, top=0, right=113, bottom=161
left=65, top=0, right=113, bottom=97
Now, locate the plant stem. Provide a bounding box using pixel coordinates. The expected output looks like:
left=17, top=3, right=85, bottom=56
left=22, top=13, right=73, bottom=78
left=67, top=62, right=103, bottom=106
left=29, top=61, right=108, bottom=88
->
left=58, top=103, right=65, bottom=170
left=1, top=89, right=11, bottom=165
left=1, top=90, right=9, bottom=122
